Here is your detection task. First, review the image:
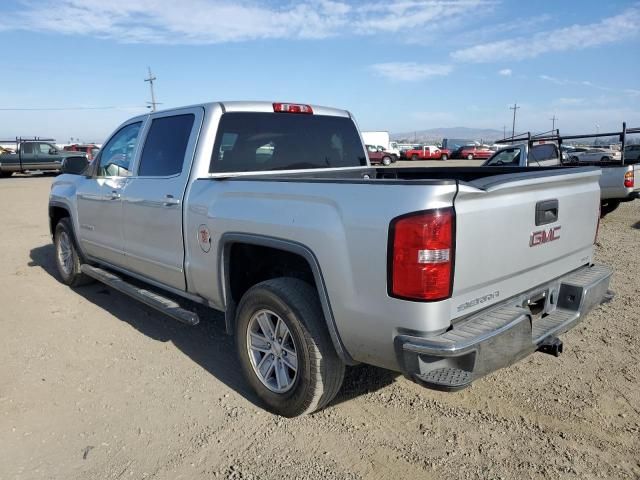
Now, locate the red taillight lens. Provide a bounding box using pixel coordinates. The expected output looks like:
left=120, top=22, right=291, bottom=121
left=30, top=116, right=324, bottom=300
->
left=389, top=208, right=454, bottom=301
left=273, top=103, right=313, bottom=114
left=624, top=170, right=634, bottom=188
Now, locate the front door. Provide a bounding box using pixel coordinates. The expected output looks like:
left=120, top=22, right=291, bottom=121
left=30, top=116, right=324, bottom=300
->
left=121, top=108, right=202, bottom=290
left=34, top=142, right=62, bottom=170
left=75, top=121, right=144, bottom=267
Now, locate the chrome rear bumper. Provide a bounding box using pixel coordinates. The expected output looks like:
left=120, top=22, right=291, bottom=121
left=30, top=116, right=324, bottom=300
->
left=395, top=264, right=612, bottom=391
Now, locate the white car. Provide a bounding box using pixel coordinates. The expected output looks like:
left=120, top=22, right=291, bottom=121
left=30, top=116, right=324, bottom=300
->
left=569, top=148, right=622, bottom=162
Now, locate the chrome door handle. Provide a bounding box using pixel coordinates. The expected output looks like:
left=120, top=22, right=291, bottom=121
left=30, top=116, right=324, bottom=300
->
left=163, top=194, right=180, bottom=207
left=110, top=190, right=121, bottom=200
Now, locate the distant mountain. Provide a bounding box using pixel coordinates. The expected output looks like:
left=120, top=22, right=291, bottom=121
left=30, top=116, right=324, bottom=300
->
left=391, top=127, right=504, bottom=144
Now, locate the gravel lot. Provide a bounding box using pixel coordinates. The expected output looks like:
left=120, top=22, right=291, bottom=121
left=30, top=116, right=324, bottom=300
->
left=1, top=175, right=639, bottom=480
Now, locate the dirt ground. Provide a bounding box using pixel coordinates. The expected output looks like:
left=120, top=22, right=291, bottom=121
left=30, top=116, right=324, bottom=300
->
left=1, top=175, right=639, bottom=480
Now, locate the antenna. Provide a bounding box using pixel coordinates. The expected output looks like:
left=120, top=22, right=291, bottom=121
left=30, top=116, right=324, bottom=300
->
left=510, top=102, right=520, bottom=138
left=144, top=67, right=160, bottom=112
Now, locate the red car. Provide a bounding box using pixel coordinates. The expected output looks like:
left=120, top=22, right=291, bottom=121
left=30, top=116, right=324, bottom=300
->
left=366, top=145, right=398, bottom=166
left=404, top=145, right=450, bottom=161
left=63, top=144, right=100, bottom=161
left=455, top=145, right=493, bottom=160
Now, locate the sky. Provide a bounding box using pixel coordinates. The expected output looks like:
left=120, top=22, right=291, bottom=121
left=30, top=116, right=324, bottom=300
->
left=0, top=0, right=639, bottom=142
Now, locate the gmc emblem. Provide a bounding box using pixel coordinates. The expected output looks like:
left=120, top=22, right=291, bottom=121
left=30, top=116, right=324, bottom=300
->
left=530, top=226, right=561, bottom=247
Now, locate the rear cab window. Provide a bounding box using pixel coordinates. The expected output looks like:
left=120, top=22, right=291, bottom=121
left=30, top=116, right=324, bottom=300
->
left=210, top=112, right=366, bottom=173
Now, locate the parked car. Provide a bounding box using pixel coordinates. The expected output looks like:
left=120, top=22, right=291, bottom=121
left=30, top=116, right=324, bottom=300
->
left=568, top=148, right=622, bottom=162
left=361, top=131, right=400, bottom=156
left=454, top=145, right=493, bottom=160
left=64, top=144, right=100, bottom=161
left=623, top=144, right=640, bottom=163
left=366, top=144, right=397, bottom=166
left=50, top=100, right=611, bottom=417
left=404, top=145, right=450, bottom=160
left=0, top=140, right=87, bottom=177
left=484, top=142, right=639, bottom=215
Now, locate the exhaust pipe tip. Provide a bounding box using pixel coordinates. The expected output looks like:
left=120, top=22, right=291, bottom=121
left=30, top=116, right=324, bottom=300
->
left=538, top=336, right=563, bottom=357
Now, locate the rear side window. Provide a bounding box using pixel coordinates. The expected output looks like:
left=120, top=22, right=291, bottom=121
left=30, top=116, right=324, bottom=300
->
left=210, top=112, right=366, bottom=173
left=529, top=144, right=558, bottom=162
left=138, top=114, right=195, bottom=177
left=22, top=143, right=33, bottom=154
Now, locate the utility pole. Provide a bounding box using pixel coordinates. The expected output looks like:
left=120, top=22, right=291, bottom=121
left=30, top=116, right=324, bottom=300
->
left=144, top=66, right=159, bottom=112
left=550, top=114, right=557, bottom=131
left=503, top=125, right=506, bottom=139
left=510, top=102, right=520, bottom=138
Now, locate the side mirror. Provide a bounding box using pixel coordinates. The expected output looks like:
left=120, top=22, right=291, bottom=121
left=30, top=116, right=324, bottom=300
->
left=61, top=156, right=89, bottom=175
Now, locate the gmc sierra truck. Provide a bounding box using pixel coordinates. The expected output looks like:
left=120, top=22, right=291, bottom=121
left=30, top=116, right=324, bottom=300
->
left=49, top=101, right=612, bottom=417
left=484, top=142, right=639, bottom=215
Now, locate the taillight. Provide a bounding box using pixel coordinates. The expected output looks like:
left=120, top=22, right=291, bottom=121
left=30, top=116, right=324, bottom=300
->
left=273, top=103, right=313, bottom=114
left=624, top=170, right=634, bottom=188
left=389, top=208, right=455, bottom=301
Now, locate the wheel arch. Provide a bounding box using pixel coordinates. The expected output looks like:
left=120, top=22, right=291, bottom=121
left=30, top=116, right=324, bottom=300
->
left=218, top=233, right=355, bottom=365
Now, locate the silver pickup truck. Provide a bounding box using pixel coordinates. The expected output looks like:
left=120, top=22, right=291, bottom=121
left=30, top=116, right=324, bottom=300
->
left=49, top=101, right=612, bottom=416
left=484, top=142, right=639, bottom=215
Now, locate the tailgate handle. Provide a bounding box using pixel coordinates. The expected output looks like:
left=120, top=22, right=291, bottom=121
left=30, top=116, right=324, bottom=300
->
left=535, top=199, right=558, bottom=226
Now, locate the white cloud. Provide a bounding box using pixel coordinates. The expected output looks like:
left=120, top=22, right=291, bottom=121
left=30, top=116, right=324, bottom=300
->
left=554, top=98, right=585, bottom=106
left=371, top=62, right=453, bottom=81
left=451, top=7, right=640, bottom=63
left=540, top=75, right=640, bottom=98
left=0, top=0, right=489, bottom=44
left=498, top=68, right=512, bottom=76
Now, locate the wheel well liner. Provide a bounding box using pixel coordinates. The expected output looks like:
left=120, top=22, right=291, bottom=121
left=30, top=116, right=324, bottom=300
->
left=219, top=233, right=355, bottom=365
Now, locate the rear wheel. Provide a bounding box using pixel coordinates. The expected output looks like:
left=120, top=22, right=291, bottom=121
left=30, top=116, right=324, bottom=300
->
left=467, top=153, right=474, bottom=160
left=235, top=278, right=345, bottom=417
left=54, top=218, right=92, bottom=287
left=382, top=156, right=392, bottom=166
left=0, top=171, right=12, bottom=178
left=601, top=156, right=611, bottom=162
left=411, top=154, right=419, bottom=161
left=441, top=154, right=448, bottom=161
left=600, top=200, right=621, bottom=217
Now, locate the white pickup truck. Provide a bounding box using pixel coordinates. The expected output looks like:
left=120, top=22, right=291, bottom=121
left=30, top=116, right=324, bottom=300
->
left=49, top=101, right=612, bottom=416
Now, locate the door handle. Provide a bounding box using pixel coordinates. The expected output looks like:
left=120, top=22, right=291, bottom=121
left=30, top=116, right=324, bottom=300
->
left=110, top=190, right=121, bottom=200
left=163, top=194, right=180, bottom=207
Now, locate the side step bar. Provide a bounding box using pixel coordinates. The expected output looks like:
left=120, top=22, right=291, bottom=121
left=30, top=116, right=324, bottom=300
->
left=81, top=265, right=200, bottom=326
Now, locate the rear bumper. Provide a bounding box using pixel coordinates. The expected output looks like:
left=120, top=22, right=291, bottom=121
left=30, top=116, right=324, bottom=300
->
left=395, top=264, right=612, bottom=391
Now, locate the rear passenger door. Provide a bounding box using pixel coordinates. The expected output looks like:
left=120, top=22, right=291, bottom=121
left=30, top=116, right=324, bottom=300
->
left=121, top=107, right=203, bottom=290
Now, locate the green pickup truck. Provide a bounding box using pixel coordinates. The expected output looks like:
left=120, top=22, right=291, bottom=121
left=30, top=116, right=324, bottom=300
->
left=0, top=141, right=87, bottom=177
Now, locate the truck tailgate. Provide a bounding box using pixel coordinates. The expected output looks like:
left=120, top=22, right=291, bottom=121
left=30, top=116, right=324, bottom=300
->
left=451, top=168, right=601, bottom=319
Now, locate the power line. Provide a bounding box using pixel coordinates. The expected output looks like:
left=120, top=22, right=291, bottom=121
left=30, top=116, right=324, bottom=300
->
left=0, top=105, right=146, bottom=111
left=510, top=102, right=520, bottom=138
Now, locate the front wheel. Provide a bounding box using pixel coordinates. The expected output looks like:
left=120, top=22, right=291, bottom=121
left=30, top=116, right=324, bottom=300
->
left=382, top=156, right=392, bottom=166
left=235, top=278, right=345, bottom=417
left=441, top=154, right=448, bottom=161
left=467, top=153, right=474, bottom=160
left=54, top=218, right=92, bottom=286
left=411, top=154, right=419, bottom=161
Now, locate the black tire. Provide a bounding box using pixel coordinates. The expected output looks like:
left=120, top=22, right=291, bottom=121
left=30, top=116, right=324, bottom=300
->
left=411, top=154, right=419, bottom=161
left=382, top=156, right=391, bottom=166
left=467, top=153, right=474, bottom=160
left=601, top=156, right=610, bottom=162
left=235, top=278, right=345, bottom=417
left=600, top=200, right=621, bottom=217
left=441, top=154, right=448, bottom=161
left=570, top=156, right=579, bottom=162
left=0, top=171, right=12, bottom=178
left=54, top=218, right=92, bottom=287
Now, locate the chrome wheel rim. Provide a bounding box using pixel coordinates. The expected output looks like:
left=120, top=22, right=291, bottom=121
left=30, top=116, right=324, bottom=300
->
left=57, top=231, right=73, bottom=276
left=246, top=309, right=298, bottom=394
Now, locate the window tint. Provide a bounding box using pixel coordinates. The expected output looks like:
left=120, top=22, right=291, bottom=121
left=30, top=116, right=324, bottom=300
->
left=210, top=112, right=366, bottom=173
left=98, top=122, right=142, bottom=177
left=22, top=143, right=33, bottom=154
left=529, top=144, right=558, bottom=162
left=138, top=114, right=195, bottom=177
